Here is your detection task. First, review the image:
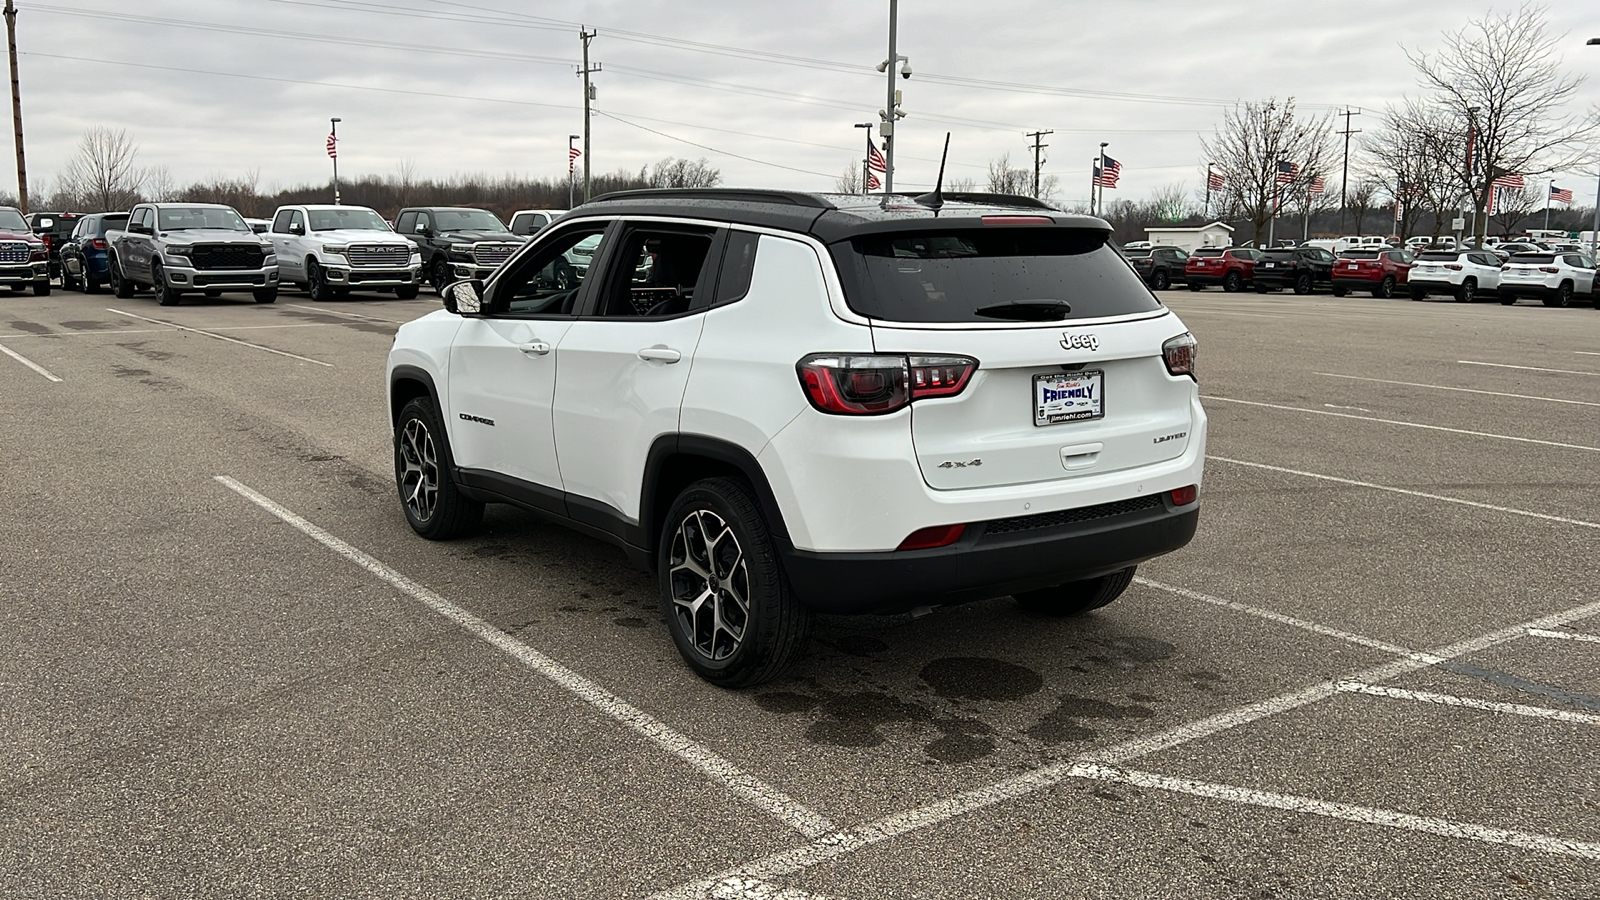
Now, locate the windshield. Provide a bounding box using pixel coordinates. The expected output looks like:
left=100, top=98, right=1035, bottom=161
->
left=433, top=209, right=508, bottom=232
left=309, top=208, right=391, bottom=231
left=0, top=209, right=27, bottom=231
left=830, top=227, right=1162, bottom=324
left=158, top=207, right=249, bottom=232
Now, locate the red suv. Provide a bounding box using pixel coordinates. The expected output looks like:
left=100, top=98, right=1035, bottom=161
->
left=1332, top=248, right=1414, bottom=299
left=1184, top=248, right=1260, bottom=292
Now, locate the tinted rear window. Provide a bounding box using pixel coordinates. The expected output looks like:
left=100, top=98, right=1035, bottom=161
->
left=1416, top=251, right=1462, bottom=261
left=1260, top=250, right=1295, bottom=260
left=830, top=228, right=1162, bottom=323
left=1510, top=254, right=1555, bottom=264
left=1192, top=249, right=1224, bottom=257
left=1340, top=251, right=1381, bottom=259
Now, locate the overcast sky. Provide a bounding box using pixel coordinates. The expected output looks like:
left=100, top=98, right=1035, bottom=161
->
left=17, top=0, right=1600, bottom=207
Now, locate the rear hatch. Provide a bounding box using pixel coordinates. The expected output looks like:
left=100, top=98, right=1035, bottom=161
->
left=1411, top=251, right=1463, bottom=279
left=1186, top=248, right=1223, bottom=273
left=1253, top=249, right=1296, bottom=277
left=829, top=223, right=1196, bottom=491
left=1336, top=249, right=1382, bottom=277
left=1501, top=253, right=1556, bottom=283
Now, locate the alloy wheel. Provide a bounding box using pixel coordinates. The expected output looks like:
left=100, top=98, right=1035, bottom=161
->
left=398, top=418, right=439, bottom=522
left=668, top=509, right=750, bottom=661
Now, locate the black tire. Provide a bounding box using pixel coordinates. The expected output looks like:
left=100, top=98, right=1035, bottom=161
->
left=83, top=272, right=101, bottom=294
left=1373, top=275, right=1396, bottom=299
left=1254, top=283, right=1270, bottom=294
left=1293, top=272, right=1313, bottom=295
left=394, top=396, right=483, bottom=540
left=1331, top=285, right=1347, bottom=297
left=1187, top=282, right=1203, bottom=292
left=1223, top=271, right=1242, bottom=293
left=1013, top=566, right=1137, bottom=617
left=61, top=266, right=80, bottom=291
left=1500, top=293, right=1517, bottom=306
left=203, top=289, right=222, bottom=299
left=32, top=279, right=50, bottom=297
left=1151, top=269, right=1170, bottom=291
left=253, top=287, right=278, bottom=304
left=307, top=259, right=336, bottom=301
left=395, top=284, right=420, bottom=300
left=430, top=258, right=451, bottom=294
left=659, top=476, right=812, bottom=688
left=1410, top=287, right=1428, bottom=301
left=110, top=257, right=134, bottom=299
left=152, top=261, right=180, bottom=306
left=1543, top=282, right=1573, bottom=308
left=1454, top=279, right=1475, bottom=303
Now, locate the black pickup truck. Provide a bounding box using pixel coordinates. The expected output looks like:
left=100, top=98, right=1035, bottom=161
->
left=1251, top=246, right=1337, bottom=294
left=27, top=211, right=79, bottom=280
left=393, top=207, right=528, bottom=292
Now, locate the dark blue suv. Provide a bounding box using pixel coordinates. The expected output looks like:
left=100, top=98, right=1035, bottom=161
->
left=59, top=212, right=129, bottom=293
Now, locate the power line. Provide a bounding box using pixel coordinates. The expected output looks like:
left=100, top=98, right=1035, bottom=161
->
left=594, top=111, right=839, bottom=180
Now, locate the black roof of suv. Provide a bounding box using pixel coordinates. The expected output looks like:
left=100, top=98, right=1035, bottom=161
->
left=578, top=188, right=1105, bottom=244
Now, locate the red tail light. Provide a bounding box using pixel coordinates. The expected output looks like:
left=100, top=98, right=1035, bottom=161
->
left=1169, top=485, right=1199, bottom=506
left=1445, top=264, right=1462, bottom=270
left=1539, top=267, right=1559, bottom=273
left=1161, top=333, right=1197, bottom=381
left=897, top=523, right=967, bottom=551
left=797, top=354, right=977, bottom=415
left=91, top=238, right=107, bottom=249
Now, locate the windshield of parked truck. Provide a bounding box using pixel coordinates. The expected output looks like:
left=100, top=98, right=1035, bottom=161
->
left=309, top=208, right=391, bottom=231
left=0, top=209, right=27, bottom=231
left=158, top=207, right=249, bottom=232
left=433, top=209, right=508, bottom=232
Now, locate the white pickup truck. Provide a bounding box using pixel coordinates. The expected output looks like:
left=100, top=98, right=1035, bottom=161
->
left=267, top=204, right=422, bottom=301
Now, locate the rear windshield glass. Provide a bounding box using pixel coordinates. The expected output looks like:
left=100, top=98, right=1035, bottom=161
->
left=1259, top=249, right=1295, bottom=259
left=1191, top=249, right=1224, bottom=257
left=1340, top=251, right=1381, bottom=259
left=830, top=228, right=1162, bottom=324
left=1509, top=254, right=1556, bottom=264
left=1416, top=251, right=1463, bottom=261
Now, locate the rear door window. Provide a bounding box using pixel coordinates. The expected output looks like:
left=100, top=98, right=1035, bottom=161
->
left=829, top=227, right=1161, bottom=323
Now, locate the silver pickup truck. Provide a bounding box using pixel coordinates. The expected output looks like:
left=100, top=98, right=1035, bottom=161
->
left=107, top=203, right=280, bottom=305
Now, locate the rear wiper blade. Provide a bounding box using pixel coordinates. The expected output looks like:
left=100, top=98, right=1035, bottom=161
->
left=973, top=300, right=1071, bottom=321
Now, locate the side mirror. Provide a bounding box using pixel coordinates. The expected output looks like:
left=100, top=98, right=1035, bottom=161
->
left=130, top=222, right=151, bottom=235
left=441, top=279, right=485, bottom=315
left=288, top=223, right=305, bottom=236
left=415, top=223, right=432, bottom=235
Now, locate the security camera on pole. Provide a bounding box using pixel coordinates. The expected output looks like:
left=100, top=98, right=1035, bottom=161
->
left=876, top=0, right=910, bottom=207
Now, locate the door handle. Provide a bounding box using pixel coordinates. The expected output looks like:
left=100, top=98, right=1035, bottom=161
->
left=518, top=341, right=551, bottom=356
left=637, top=347, right=681, bottom=363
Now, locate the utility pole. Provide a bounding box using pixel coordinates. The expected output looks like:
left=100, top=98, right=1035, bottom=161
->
left=4, top=0, right=26, bottom=215
left=1336, top=107, right=1360, bottom=235
left=1026, top=129, right=1052, bottom=199
left=1095, top=142, right=1108, bottom=216
left=877, top=0, right=905, bottom=205
left=577, top=27, right=600, bottom=203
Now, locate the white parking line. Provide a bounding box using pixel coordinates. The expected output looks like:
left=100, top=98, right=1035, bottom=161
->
left=213, top=475, right=837, bottom=839
left=0, top=342, right=62, bottom=382
left=707, top=878, right=838, bottom=900
left=1336, top=681, right=1600, bottom=727
left=1316, top=373, right=1600, bottom=408
left=1205, top=396, right=1600, bottom=453
left=0, top=328, right=173, bottom=339
left=1576, top=351, right=1599, bottom=356
left=652, top=595, right=1600, bottom=898
left=1210, top=456, right=1600, bottom=530
left=1528, top=628, right=1600, bottom=645
left=284, top=303, right=410, bottom=325
left=1459, top=360, right=1600, bottom=377
left=105, top=308, right=333, bottom=367
left=1070, top=764, right=1600, bottom=861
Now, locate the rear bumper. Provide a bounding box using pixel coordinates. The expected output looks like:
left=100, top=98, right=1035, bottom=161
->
left=1498, top=281, right=1561, bottom=298
left=781, top=499, right=1199, bottom=614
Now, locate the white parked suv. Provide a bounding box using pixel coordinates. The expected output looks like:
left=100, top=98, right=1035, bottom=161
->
left=386, top=189, right=1206, bottom=685
left=509, top=208, right=566, bottom=237
left=1497, top=251, right=1597, bottom=308
left=268, top=204, right=423, bottom=301
left=1406, top=249, right=1502, bottom=302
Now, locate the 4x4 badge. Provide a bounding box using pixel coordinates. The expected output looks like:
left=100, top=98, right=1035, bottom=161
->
left=1061, top=332, right=1099, bottom=351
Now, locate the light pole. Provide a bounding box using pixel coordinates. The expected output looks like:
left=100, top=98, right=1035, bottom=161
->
left=853, top=122, right=872, bottom=194
left=329, top=117, right=341, bottom=205
left=1588, top=39, right=1599, bottom=256
left=1461, top=106, right=1480, bottom=246
left=1094, top=142, right=1108, bottom=216
left=568, top=133, right=580, bottom=208
left=876, top=0, right=909, bottom=205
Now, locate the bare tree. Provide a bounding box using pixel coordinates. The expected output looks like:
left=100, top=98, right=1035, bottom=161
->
left=647, top=157, right=722, bottom=189
left=835, top=162, right=862, bottom=195
left=948, top=175, right=977, bottom=193
left=145, top=165, right=178, bottom=202
left=987, top=154, right=1032, bottom=195
left=1363, top=100, right=1464, bottom=240
left=1148, top=182, right=1196, bottom=222
left=1405, top=4, right=1599, bottom=244
left=56, top=127, right=146, bottom=212
left=1488, top=183, right=1541, bottom=234
left=1201, top=98, right=1336, bottom=246
left=1343, top=178, right=1381, bottom=234
left=393, top=157, right=418, bottom=207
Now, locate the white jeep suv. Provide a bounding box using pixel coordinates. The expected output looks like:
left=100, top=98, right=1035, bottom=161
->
left=1497, top=251, right=1597, bottom=308
left=268, top=204, right=423, bottom=300
left=1407, top=248, right=1502, bottom=302
left=386, top=189, right=1206, bottom=686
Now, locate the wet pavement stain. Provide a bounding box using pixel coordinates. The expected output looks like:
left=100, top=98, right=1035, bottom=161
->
left=613, top=616, right=648, bottom=628
left=59, top=320, right=113, bottom=330
left=116, top=341, right=176, bottom=362
left=756, top=687, right=1002, bottom=763
left=111, top=365, right=151, bottom=378
left=1026, top=694, right=1155, bottom=745
left=755, top=691, right=823, bottom=714
left=8, top=320, right=51, bottom=335
left=1087, top=636, right=1177, bottom=670
left=920, top=657, right=1044, bottom=702
left=821, top=634, right=889, bottom=657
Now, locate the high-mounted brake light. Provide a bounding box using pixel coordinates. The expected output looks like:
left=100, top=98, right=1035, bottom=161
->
left=981, top=216, right=1053, bottom=225
left=797, top=354, right=978, bottom=415
left=897, top=523, right=967, bottom=551
left=1162, top=333, right=1197, bottom=381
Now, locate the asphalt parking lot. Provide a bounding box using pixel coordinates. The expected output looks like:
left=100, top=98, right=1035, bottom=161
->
left=2, top=284, right=1598, bottom=898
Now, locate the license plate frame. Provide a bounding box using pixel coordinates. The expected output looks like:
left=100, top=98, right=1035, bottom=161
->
left=1034, top=370, right=1105, bottom=426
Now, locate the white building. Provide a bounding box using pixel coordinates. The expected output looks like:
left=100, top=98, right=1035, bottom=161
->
left=1145, top=222, right=1234, bottom=253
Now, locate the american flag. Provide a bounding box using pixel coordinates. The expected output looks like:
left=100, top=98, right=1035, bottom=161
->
left=866, top=170, right=881, bottom=191
left=1309, top=176, right=1325, bottom=195
left=1491, top=172, right=1524, bottom=188
left=867, top=138, right=887, bottom=174
left=1206, top=169, right=1224, bottom=191
left=325, top=132, right=337, bottom=159
left=569, top=146, right=581, bottom=173
left=1551, top=185, right=1573, bottom=203
left=1093, top=154, right=1121, bottom=188
left=1275, top=160, right=1299, bottom=184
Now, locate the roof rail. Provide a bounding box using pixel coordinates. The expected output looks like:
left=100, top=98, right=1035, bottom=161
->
left=587, top=188, right=836, bottom=209
left=892, top=191, right=1056, bottom=211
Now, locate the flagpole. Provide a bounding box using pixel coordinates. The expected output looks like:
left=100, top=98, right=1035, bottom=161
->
left=1204, top=164, right=1212, bottom=219
left=1545, top=179, right=1551, bottom=232
left=329, top=116, right=340, bottom=206
left=1095, top=142, right=1107, bottom=216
